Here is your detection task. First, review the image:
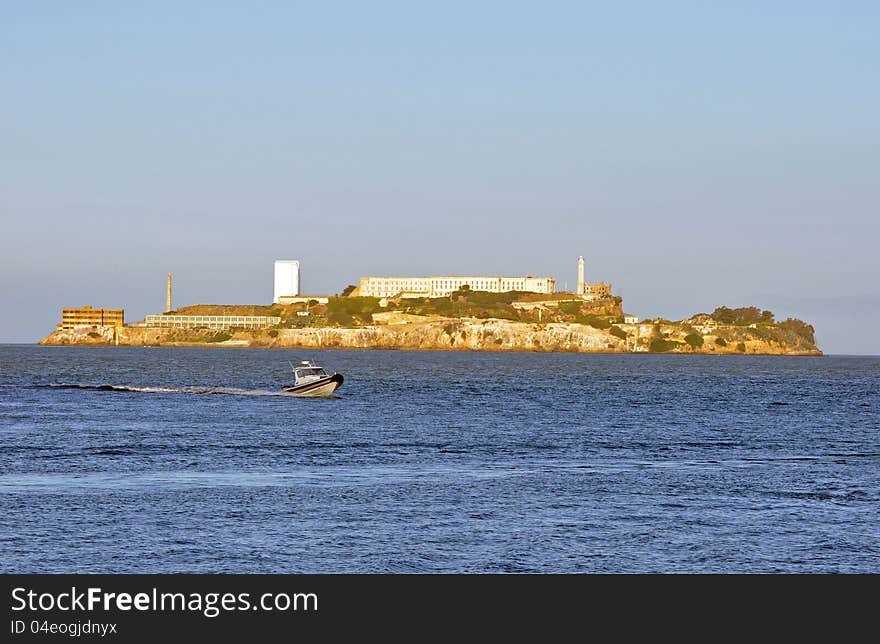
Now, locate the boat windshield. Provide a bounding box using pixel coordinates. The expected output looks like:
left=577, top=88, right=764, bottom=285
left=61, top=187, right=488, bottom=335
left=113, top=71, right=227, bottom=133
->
left=295, top=367, right=327, bottom=379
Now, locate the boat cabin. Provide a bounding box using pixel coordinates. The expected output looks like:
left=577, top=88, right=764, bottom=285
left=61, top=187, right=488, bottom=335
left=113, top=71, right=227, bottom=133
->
left=293, top=362, right=329, bottom=384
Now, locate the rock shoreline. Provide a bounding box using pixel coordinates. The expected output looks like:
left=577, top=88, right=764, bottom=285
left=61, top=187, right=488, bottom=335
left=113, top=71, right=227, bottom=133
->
left=39, top=318, right=822, bottom=356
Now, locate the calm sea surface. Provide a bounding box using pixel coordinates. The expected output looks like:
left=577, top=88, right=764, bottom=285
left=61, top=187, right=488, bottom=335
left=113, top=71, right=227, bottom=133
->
left=0, top=345, right=877, bottom=573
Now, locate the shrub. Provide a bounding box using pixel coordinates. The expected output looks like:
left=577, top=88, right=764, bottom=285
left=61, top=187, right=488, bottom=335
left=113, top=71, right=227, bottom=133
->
left=736, top=342, right=746, bottom=352
left=558, top=301, right=582, bottom=315
left=328, top=310, right=354, bottom=326
left=586, top=317, right=611, bottom=330
left=609, top=325, right=627, bottom=340
left=341, top=285, right=357, bottom=297
left=268, top=329, right=279, bottom=338
left=207, top=332, right=232, bottom=343
left=684, top=333, right=704, bottom=348
left=649, top=338, right=679, bottom=352
left=327, top=296, right=381, bottom=325
left=403, top=296, right=456, bottom=317
left=451, top=289, right=521, bottom=307
left=715, top=337, right=727, bottom=347
left=87, top=331, right=101, bottom=338
left=749, top=325, right=771, bottom=340
left=487, top=308, right=518, bottom=321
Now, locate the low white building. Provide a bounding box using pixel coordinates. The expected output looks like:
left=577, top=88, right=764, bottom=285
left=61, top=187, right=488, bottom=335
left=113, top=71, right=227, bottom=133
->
left=144, top=315, right=280, bottom=329
left=273, top=260, right=300, bottom=303
left=624, top=315, right=639, bottom=324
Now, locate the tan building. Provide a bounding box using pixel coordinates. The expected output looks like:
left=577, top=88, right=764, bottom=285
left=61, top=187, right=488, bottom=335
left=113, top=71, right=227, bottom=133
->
left=583, top=282, right=612, bottom=298
left=60, top=306, right=124, bottom=329
left=358, top=275, right=556, bottom=298
left=143, top=314, right=280, bottom=330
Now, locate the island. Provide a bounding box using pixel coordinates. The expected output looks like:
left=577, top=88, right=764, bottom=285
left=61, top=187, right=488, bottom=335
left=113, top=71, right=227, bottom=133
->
left=39, top=290, right=821, bottom=355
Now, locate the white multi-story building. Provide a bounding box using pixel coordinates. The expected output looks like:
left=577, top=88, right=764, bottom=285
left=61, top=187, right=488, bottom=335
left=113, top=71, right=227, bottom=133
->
left=273, top=260, right=300, bottom=303
left=357, top=275, right=556, bottom=298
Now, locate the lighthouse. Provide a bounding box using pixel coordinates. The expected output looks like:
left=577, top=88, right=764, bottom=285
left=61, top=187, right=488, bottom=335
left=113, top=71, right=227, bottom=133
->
left=577, top=256, right=585, bottom=296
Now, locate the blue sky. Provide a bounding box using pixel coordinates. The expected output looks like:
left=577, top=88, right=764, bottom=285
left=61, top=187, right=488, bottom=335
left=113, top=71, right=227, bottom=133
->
left=1, top=2, right=878, bottom=352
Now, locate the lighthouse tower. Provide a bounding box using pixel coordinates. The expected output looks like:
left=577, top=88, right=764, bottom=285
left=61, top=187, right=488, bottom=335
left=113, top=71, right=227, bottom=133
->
left=577, top=256, right=585, bottom=296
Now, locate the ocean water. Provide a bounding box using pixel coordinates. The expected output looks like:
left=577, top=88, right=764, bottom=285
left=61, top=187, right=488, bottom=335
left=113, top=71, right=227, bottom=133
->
left=0, top=345, right=877, bottom=573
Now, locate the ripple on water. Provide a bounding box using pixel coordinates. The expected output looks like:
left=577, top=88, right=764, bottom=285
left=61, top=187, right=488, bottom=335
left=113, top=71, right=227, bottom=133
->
left=0, top=347, right=878, bottom=573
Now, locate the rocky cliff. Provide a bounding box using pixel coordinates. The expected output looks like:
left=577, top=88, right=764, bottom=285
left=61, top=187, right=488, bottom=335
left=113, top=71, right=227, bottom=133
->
left=39, top=317, right=822, bottom=355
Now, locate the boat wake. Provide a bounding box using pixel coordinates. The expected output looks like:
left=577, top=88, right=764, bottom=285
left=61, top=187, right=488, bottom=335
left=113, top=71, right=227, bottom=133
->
left=40, top=383, right=293, bottom=397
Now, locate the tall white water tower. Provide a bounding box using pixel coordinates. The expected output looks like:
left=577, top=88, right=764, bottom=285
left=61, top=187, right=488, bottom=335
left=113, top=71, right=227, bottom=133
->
left=273, top=260, right=300, bottom=303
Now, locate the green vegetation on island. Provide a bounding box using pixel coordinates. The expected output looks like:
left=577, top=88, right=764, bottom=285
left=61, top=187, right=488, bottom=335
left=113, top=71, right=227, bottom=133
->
left=41, top=291, right=821, bottom=355
left=323, top=288, right=623, bottom=326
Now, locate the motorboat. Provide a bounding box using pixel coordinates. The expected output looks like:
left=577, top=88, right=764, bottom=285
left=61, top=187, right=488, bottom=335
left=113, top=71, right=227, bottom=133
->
left=282, top=360, right=344, bottom=397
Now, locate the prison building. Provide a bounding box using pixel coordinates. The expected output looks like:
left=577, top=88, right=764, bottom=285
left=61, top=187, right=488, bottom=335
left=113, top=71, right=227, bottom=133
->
left=357, top=275, right=556, bottom=298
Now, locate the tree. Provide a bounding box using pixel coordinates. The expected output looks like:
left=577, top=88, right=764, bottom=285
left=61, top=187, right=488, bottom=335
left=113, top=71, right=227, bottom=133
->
left=341, top=285, right=357, bottom=297
left=711, top=306, right=774, bottom=325
left=778, top=318, right=816, bottom=345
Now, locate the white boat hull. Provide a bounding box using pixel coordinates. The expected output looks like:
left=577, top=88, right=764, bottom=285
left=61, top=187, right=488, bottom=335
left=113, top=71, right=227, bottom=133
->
left=282, top=373, right=344, bottom=397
